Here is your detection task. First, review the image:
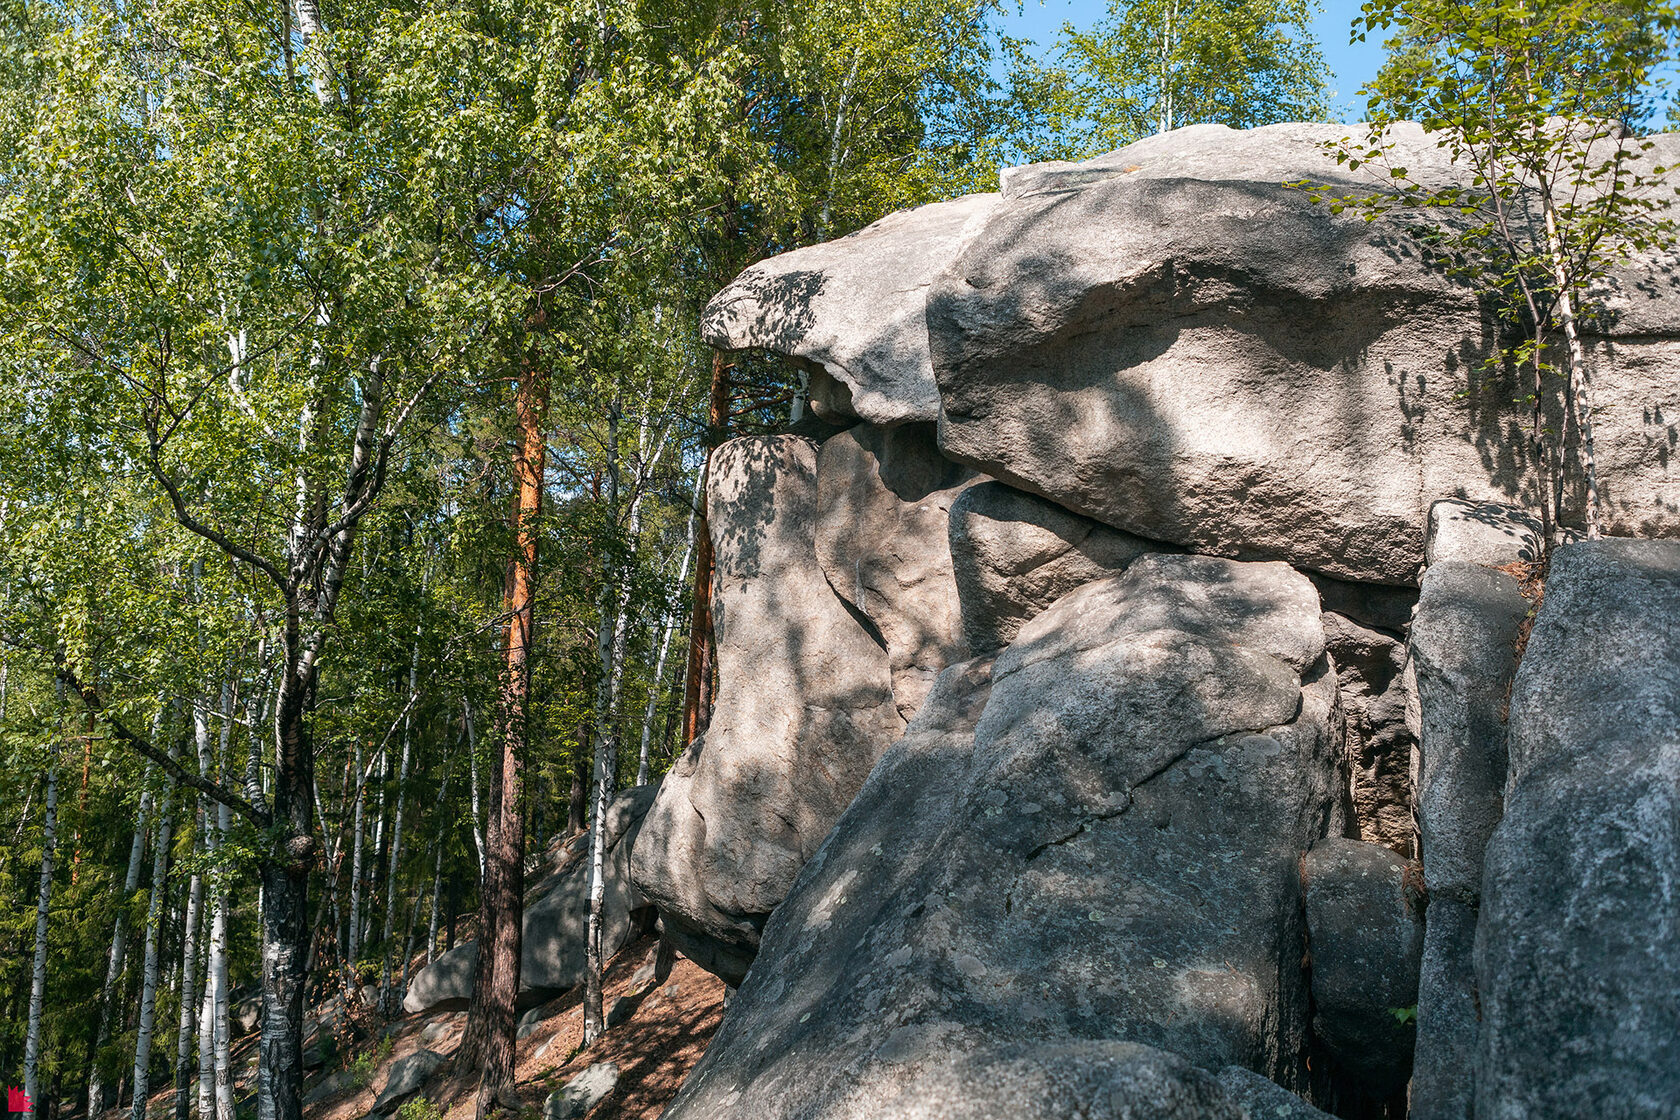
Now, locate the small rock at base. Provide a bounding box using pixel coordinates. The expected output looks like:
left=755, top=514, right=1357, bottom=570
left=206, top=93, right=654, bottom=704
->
left=605, top=995, right=636, bottom=1029
left=516, top=1006, right=549, bottom=1040
left=545, top=1063, right=619, bottom=1120
left=369, top=1049, right=446, bottom=1115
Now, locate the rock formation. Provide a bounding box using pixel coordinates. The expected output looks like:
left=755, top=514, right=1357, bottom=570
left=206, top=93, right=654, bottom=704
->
left=661, top=557, right=1345, bottom=1119
left=704, top=121, right=1680, bottom=584
left=1476, top=540, right=1680, bottom=1119
left=635, top=121, right=1680, bottom=1118
left=403, top=785, right=656, bottom=1013
left=630, top=435, right=903, bottom=983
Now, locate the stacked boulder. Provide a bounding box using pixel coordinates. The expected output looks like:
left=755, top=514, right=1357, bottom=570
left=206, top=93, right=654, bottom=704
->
left=403, top=785, right=658, bottom=1013
left=631, top=120, right=1680, bottom=1118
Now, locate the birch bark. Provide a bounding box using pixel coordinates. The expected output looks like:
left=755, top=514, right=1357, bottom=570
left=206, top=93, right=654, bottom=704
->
left=24, top=757, right=59, bottom=1120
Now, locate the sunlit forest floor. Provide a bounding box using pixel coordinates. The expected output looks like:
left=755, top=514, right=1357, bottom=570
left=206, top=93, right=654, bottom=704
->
left=120, top=933, right=725, bottom=1120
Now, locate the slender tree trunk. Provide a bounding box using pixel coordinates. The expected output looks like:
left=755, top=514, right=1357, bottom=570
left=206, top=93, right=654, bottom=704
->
left=423, top=764, right=453, bottom=967
left=462, top=326, right=547, bottom=1120
left=680, top=354, right=731, bottom=750
left=465, top=699, right=485, bottom=880
left=637, top=488, right=700, bottom=785
left=584, top=397, right=627, bottom=1045
left=380, top=638, right=419, bottom=1013
left=345, top=740, right=365, bottom=990
left=173, top=710, right=213, bottom=1120
left=196, top=954, right=214, bottom=1120
left=24, top=759, right=60, bottom=1120
left=131, top=749, right=179, bottom=1120
left=1543, top=199, right=1603, bottom=539
left=208, top=680, right=234, bottom=1120
left=366, top=742, right=389, bottom=953
left=90, top=766, right=155, bottom=1120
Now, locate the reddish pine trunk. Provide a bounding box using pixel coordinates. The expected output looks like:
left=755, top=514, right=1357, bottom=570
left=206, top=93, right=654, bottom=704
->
left=680, top=353, right=732, bottom=749
left=461, top=338, right=547, bottom=1120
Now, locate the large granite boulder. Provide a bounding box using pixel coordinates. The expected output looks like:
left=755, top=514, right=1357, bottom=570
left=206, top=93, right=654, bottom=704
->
left=630, top=435, right=903, bottom=984
left=814, top=422, right=978, bottom=719
left=660, top=555, right=1346, bottom=1120
left=700, top=193, right=1002, bottom=426
left=402, top=785, right=657, bottom=1014
left=948, top=480, right=1161, bottom=654
left=931, top=135, right=1514, bottom=587
left=1407, top=560, right=1528, bottom=1119
left=1475, top=539, right=1680, bottom=1119
left=1302, top=838, right=1424, bottom=1103
left=703, top=122, right=1680, bottom=584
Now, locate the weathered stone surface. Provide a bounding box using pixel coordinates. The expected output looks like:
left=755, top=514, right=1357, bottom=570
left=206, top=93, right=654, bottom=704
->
left=605, top=993, right=638, bottom=1029
left=1322, top=612, right=1415, bottom=855
left=1425, top=499, right=1543, bottom=568
left=815, top=422, right=978, bottom=718
left=545, top=1062, right=619, bottom=1120
left=934, top=147, right=1519, bottom=585
left=1475, top=539, right=1680, bottom=1120
left=403, top=786, right=657, bottom=1013
left=1410, top=897, right=1478, bottom=1120
left=1302, top=838, right=1424, bottom=1101
left=1213, top=1066, right=1335, bottom=1120
left=948, top=480, right=1161, bottom=653
left=661, top=556, right=1345, bottom=1120
left=369, top=1050, right=444, bottom=1116
left=631, top=436, right=903, bottom=984
left=707, top=122, right=1680, bottom=584
left=303, top=1070, right=357, bottom=1108
left=701, top=193, right=1002, bottom=426
left=996, top=121, right=1463, bottom=199
left=515, top=1005, right=551, bottom=1041
left=1407, top=560, right=1527, bottom=1120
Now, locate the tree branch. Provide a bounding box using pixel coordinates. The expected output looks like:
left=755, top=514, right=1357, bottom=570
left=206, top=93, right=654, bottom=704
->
left=56, top=660, right=270, bottom=829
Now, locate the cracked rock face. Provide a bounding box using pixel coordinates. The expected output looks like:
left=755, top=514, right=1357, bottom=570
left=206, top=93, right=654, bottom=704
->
left=814, top=422, right=979, bottom=720
left=661, top=555, right=1344, bottom=1120
left=630, top=435, right=903, bottom=984
left=704, top=122, right=1680, bottom=584
left=949, top=480, right=1164, bottom=654
left=1475, top=539, right=1680, bottom=1119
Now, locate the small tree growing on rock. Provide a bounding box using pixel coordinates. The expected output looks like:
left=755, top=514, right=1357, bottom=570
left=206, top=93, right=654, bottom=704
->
left=1312, top=0, right=1680, bottom=544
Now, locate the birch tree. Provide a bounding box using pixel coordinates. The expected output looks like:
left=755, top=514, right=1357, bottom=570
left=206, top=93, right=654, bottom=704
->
left=23, top=751, right=58, bottom=1120
left=1017, top=0, right=1329, bottom=159
left=1321, top=0, right=1680, bottom=541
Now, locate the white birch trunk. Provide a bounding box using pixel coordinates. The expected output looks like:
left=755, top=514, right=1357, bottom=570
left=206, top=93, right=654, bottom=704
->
left=173, top=710, right=212, bottom=1120
left=583, top=400, right=625, bottom=1045
left=465, top=698, right=485, bottom=879
left=379, top=638, right=417, bottom=1012
left=211, top=680, right=235, bottom=1120
left=131, top=751, right=180, bottom=1120
left=89, top=764, right=155, bottom=1119
left=345, top=740, right=365, bottom=989
left=23, top=759, right=59, bottom=1120
left=636, top=491, right=700, bottom=785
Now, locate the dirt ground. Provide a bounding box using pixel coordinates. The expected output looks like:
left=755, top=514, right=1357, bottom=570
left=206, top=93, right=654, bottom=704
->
left=301, top=934, right=726, bottom=1120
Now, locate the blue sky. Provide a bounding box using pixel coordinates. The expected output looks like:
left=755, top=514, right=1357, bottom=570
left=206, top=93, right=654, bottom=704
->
left=993, top=0, right=1391, bottom=120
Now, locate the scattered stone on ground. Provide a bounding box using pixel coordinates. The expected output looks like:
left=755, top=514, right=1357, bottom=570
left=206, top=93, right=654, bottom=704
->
left=544, top=1063, right=619, bottom=1120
